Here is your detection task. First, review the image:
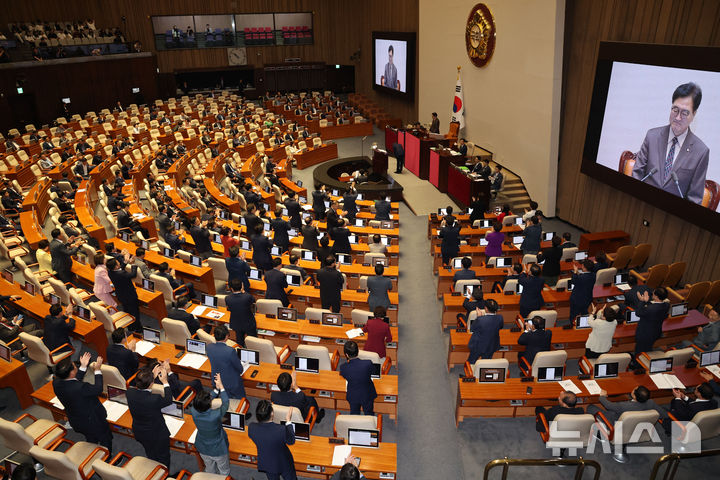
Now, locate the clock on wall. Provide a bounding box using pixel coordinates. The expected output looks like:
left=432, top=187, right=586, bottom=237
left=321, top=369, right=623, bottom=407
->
left=227, top=47, right=247, bottom=66
left=465, top=3, right=496, bottom=67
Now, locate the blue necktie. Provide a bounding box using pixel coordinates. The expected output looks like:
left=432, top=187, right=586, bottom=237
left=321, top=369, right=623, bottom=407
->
left=665, top=136, right=678, bottom=181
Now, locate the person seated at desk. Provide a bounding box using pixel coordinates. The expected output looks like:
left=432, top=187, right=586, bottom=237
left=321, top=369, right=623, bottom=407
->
left=679, top=308, right=720, bottom=350
left=73, top=157, right=92, bottom=179
left=369, top=234, right=387, bottom=254
left=38, top=155, right=55, bottom=169
left=331, top=458, right=364, bottom=480
left=561, top=232, right=576, bottom=249
left=490, top=165, right=504, bottom=196
left=471, top=158, right=492, bottom=179
left=43, top=304, right=77, bottom=358
left=41, top=137, right=55, bottom=151
left=522, top=201, right=539, bottom=222
left=456, top=138, right=468, bottom=156
left=535, top=391, right=585, bottom=432
left=157, top=261, right=196, bottom=299
left=585, top=304, right=619, bottom=359
left=484, top=222, right=505, bottom=259
left=285, top=254, right=309, bottom=282
left=0, top=311, right=42, bottom=351
left=453, top=256, right=476, bottom=285
left=460, top=288, right=485, bottom=321
left=518, top=263, right=545, bottom=318
left=587, top=385, right=664, bottom=425
left=663, top=383, right=718, bottom=434
left=1, top=190, right=21, bottom=212
left=271, top=371, right=326, bottom=424
left=518, top=315, right=552, bottom=367
left=593, top=251, right=611, bottom=272
left=495, top=205, right=511, bottom=224
left=167, top=295, right=200, bottom=335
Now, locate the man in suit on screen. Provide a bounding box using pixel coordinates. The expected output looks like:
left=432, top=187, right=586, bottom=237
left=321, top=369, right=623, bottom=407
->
left=631, top=82, right=709, bottom=205
left=382, top=45, right=398, bottom=90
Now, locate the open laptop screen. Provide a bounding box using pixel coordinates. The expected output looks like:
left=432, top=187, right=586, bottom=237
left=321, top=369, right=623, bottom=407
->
left=186, top=338, right=206, bottom=355
left=295, top=356, right=320, bottom=373
left=277, top=307, right=297, bottom=321
left=0, top=343, right=11, bottom=363
left=670, top=303, right=688, bottom=317
left=593, top=362, right=619, bottom=379
left=700, top=350, right=720, bottom=367
left=321, top=312, right=343, bottom=326
left=477, top=367, right=505, bottom=383
left=239, top=348, right=259, bottom=365
left=347, top=428, right=379, bottom=448
left=537, top=366, right=564, bottom=382
left=202, top=294, right=218, bottom=308
left=222, top=412, right=245, bottom=431
left=649, top=358, right=673, bottom=374
left=106, top=385, right=128, bottom=404
left=142, top=327, right=161, bottom=344
left=161, top=400, right=184, bottom=418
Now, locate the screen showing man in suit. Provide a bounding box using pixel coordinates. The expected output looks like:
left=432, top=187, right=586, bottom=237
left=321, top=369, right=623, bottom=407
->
left=375, top=38, right=406, bottom=93
left=594, top=62, right=719, bottom=210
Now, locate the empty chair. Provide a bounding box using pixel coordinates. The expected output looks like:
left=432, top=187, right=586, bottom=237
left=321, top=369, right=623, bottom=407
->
left=305, top=307, right=331, bottom=321
left=464, top=358, right=510, bottom=380
left=662, top=261, right=686, bottom=288
left=704, top=280, right=720, bottom=308
left=256, top=299, right=284, bottom=316
left=537, top=413, right=597, bottom=456
left=206, top=257, right=229, bottom=293
left=668, top=408, right=720, bottom=449
left=363, top=252, right=386, bottom=264
left=594, top=267, right=617, bottom=286
left=519, top=349, right=567, bottom=378
left=30, top=438, right=109, bottom=480
left=296, top=344, right=339, bottom=371
left=630, top=264, right=668, bottom=289
left=20, top=332, right=74, bottom=368
left=627, top=243, right=652, bottom=270
left=357, top=349, right=392, bottom=374
left=244, top=336, right=291, bottom=364
left=638, top=347, right=695, bottom=369
left=560, top=247, right=578, bottom=262
left=607, top=245, right=634, bottom=270
left=88, top=302, right=135, bottom=332
left=579, top=352, right=632, bottom=375
left=667, top=281, right=711, bottom=310
left=333, top=414, right=382, bottom=441
left=503, top=279, right=518, bottom=294
left=0, top=414, right=67, bottom=459
left=350, top=309, right=373, bottom=327
left=150, top=273, right=185, bottom=308
left=92, top=453, right=168, bottom=480
left=593, top=409, right=660, bottom=463
left=521, top=254, right=538, bottom=265
left=160, top=318, right=192, bottom=346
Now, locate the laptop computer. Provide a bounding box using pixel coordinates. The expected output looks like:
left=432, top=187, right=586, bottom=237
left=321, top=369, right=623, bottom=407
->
left=142, top=279, right=154, bottom=292
left=355, top=219, right=366, bottom=227
left=479, top=238, right=489, bottom=246
left=106, top=385, right=128, bottom=404
left=575, top=251, right=589, bottom=261
left=452, top=258, right=463, bottom=269
left=512, top=236, right=524, bottom=245
left=202, top=294, right=218, bottom=308
left=347, top=428, right=380, bottom=448
left=669, top=303, right=688, bottom=317
left=370, top=363, right=381, bottom=379
left=49, top=293, right=61, bottom=305
left=536, top=366, right=564, bottom=382
left=249, top=268, right=262, bottom=280
left=649, top=358, right=673, bottom=374
left=625, top=310, right=640, bottom=324
left=322, top=312, right=343, bottom=326
left=0, top=343, right=11, bottom=363
left=271, top=246, right=281, bottom=256
left=373, top=257, right=389, bottom=266
left=1, top=269, right=13, bottom=282
left=349, top=235, right=358, bottom=244
left=615, top=273, right=630, bottom=290
left=240, top=241, right=251, bottom=250
left=286, top=274, right=301, bottom=286
left=163, top=248, right=175, bottom=258
left=284, top=421, right=310, bottom=441
left=302, top=250, right=316, bottom=261
left=23, top=281, right=35, bottom=296
left=593, top=362, right=619, bottom=379
left=161, top=400, right=184, bottom=418
left=142, top=327, right=161, bottom=344
left=575, top=314, right=591, bottom=329
left=337, top=254, right=352, bottom=265
left=239, top=348, right=259, bottom=365
left=74, top=305, right=92, bottom=322
left=222, top=411, right=245, bottom=431
left=277, top=307, right=297, bottom=321
left=190, top=255, right=203, bottom=267
left=700, top=350, right=720, bottom=367
left=477, top=367, right=506, bottom=383
left=543, top=232, right=555, bottom=241
left=515, top=283, right=524, bottom=294
left=295, top=356, right=320, bottom=373
left=495, top=257, right=512, bottom=268
left=477, top=219, right=492, bottom=229
left=186, top=338, right=206, bottom=355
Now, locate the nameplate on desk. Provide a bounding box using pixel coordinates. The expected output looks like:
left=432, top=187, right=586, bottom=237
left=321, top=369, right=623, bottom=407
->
left=384, top=395, right=397, bottom=402
left=362, top=263, right=370, bottom=267
left=356, top=289, right=366, bottom=293
left=318, top=390, right=332, bottom=398
left=256, top=382, right=267, bottom=388
left=289, top=334, right=299, bottom=340
left=306, top=465, right=323, bottom=473
left=456, top=328, right=467, bottom=333
left=309, top=319, right=320, bottom=324
left=509, top=400, right=523, bottom=406
left=578, top=374, right=591, bottom=380
left=498, top=346, right=509, bottom=351
left=521, top=376, right=534, bottom=382
left=237, top=454, right=255, bottom=462
left=328, top=437, right=345, bottom=445
left=461, top=376, right=475, bottom=383
left=342, top=301, right=352, bottom=307
left=335, top=339, right=346, bottom=345
left=510, top=327, right=521, bottom=333
left=562, top=324, right=573, bottom=330
left=386, top=341, right=397, bottom=348
left=379, top=473, right=395, bottom=480
left=297, top=296, right=307, bottom=302
left=388, top=305, right=397, bottom=311
left=552, top=344, right=565, bottom=349
left=280, top=363, right=293, bottom=370
left=266, top=314, right=276, bottom=319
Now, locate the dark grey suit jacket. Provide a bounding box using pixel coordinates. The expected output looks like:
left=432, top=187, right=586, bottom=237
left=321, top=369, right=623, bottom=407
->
left=631, top=125, right=709, bottom=204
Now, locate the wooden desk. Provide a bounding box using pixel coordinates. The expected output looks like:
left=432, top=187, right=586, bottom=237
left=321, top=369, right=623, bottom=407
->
left=0, top=277, right=108, bottom=356
left=447, top=309, right=707, bottom=368
left=440, top=285, right=623, bottom=328
left=579, top=231, right=630, bottom=256
left=455, top=366, right=706, bottom=424
left=31, top=382, right=397, bottom=479
left=295, top=144, right=339, bottom=170
left=4, top=160, right=36, bottom=186
left=318, top=122, right=374, bottom=140
left=0, top=356, right=34, bottom=408
left=19, top=210, right=45, bottom=250
left=75, top=181, right=109, bottom=246
left=447, top=164, right=491, bottom=210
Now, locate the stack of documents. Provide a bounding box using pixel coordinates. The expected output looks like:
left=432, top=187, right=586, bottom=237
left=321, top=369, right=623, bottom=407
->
left=345, top=328, right=364, bottom=339
left=178, top=352, right=207, bottom=369
left=558, top=380, right=582, bottom=394
left=134, top=340, right=157, bottom=356
left=650, top=373, right=685, bottom=389
left=103, top=401, right=129, bottom=422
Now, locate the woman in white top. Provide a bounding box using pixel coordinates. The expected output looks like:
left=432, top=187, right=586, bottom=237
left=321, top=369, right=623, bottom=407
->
left=585, top=304, right=620, bottom=358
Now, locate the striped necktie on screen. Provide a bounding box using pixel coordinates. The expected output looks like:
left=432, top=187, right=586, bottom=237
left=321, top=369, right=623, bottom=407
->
left=665, top=136, right=678, bottom=181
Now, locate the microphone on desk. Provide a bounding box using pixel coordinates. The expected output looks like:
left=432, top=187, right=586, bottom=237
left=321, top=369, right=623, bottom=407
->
left=671, top=172, right=685, bottom=199
left=639, top=167, right=658, bottom=182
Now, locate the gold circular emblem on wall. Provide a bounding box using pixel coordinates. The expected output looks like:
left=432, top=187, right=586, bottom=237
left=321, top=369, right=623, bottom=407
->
left=465, top=3, right=496, bottom=67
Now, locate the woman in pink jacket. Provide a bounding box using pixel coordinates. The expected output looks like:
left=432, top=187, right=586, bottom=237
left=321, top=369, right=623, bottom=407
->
left=93, top=253, right=117, bottom=307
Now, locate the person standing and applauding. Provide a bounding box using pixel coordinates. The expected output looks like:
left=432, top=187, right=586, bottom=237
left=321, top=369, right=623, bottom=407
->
left=249, top=400, right=297, bottom=480
left=190, top=373, right=231, bottom=476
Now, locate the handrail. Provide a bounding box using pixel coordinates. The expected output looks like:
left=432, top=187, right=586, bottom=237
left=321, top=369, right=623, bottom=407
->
left=483, top=457, right=601, bottom=480
left=649, top=448, right=720, bottom=480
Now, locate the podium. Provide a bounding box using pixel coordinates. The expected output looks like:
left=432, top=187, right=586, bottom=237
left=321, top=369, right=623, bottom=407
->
left=447, top=164, right=491, bottom=210
left=429, top=148, right=462, bottom=193
left=372, top=148, right=388, bottom=175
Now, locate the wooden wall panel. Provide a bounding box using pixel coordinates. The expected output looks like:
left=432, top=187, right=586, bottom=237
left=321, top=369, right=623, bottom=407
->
left=0, top=0, right=418, bottom=123
left=558, top=0, right=720, bottom=283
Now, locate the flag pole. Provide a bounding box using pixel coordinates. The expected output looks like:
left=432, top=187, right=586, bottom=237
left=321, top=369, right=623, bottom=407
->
left=457, top=65, right=461, bottom=80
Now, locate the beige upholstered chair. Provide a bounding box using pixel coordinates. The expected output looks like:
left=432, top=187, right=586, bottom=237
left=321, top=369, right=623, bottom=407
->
left=256, top=299, right=283, bottom=316
left=594, top=267, right=617, bottom=286
left=464, top=358, right=510, bottom=380
left=593, top=410, right=660, bottom=463
left=454, top=279, right=481, bottom=294
left=161, top=318, right=192, bottom=347
left=305, top=307, right=331, bottom=321
left=519, top=349, right=567, bottom=379
left=244, top=336, right=291, bottom=364
left=537, top=414, right=596, bottom=455
left=19, top=332, right=74, bottom=368
left=296, top=344, right=339, bottom=371
left=333, top=414, right=382, bottom=441
left=350, top=309, right=373, bottom=326
left=638, top=347, right=695, bottom=369
left=669, top=408, right=720, bottom=449
left=92, top=454, right=168, bottom=480
left=30, top=439, right=109, bottom=480
left=525, top=310, right=558, bottom=328
left=579, top=352, right=632, bottom=376
left=0, top=414, right=67, bottom=457
left=88, top=303, right=135, bottom=332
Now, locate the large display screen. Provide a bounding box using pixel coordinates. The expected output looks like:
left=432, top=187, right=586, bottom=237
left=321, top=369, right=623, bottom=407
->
left=372, top=31, right=415, bottom=100
left=581, top=42, right=720, bottom=233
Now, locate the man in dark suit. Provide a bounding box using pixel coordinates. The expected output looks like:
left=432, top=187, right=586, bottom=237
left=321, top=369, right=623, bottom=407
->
left=456, top=138, right=468, bottom=156
left=73, top=157, right=91, bottom=179
left=49, top=228, right=81, bottom=284
left=429, top=112, right=440, bottom=134
left=331, top=219, right=352, bottom=256
left=225, top=278, right=256, bottom=346
left=311, top=186, right=328, bottom=221
left=117, top=202, right=150, bottom=239
left=126, top=364, right=173, bottom=467
left=374, top=198, right=391, bottom=221
left=206, top=324, right=247, bottom=400
left=251, top=224, right=274, bottom=271
left=392, top=142, right=405, bottom=173
left=284, top=191, right=302, bottom=230
left=167, top=295, right=200, bottom=335
left=587, top=385, right=664, bottom=424
left=264, top=258, right=290, bottom=307
left=226, top=245, right=251, bottom=293
left=518, top=264, right=545, bottom=318
left=271, top=372, right=325, bottom=423
left=156, top=205, right=173, bottom=239
left=622, top=275, right=651, bottom=313
left=664, top=382, right=718, bottom=434
left=520, top=216, right=542, bottom=255
left=106, top=327, right=139, bottom=380
left=53, top=353, right=113, bottom=451
left=561, top=232, right=576, bottom=249
left=631, top=82, right=709, bottom=204
left=472, top=158, right=492, bottom=179
left=248, top=400, right=296, bottom=480
left=569, top=259, right=597, bottom=323
left=107, top=258, right=141, bottom=332
left=189, top=217, right=213, bottom=259
left=518, top=315, right=552, bottom=367
left=634, top=287, right=670, bottom=360
left=341, top=188, right=358, bottom=223
left=467, top=299, right=504, bottom=363
left=41, top=138, right=55, bottom=151
left=271, top=215, right=291, bottom=253
left=339, top=341, right=377, bottom=415
left=535, top=391, right=585, bottom=432
left=453, top=256, right=477, bottom=285
left=439, top=219, right=461, bottom=266
left=243, top=204, right=263, bottom=240
left=42, top=304, right=75, bottom=354
left=317, top=256, right=344, bottom=313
